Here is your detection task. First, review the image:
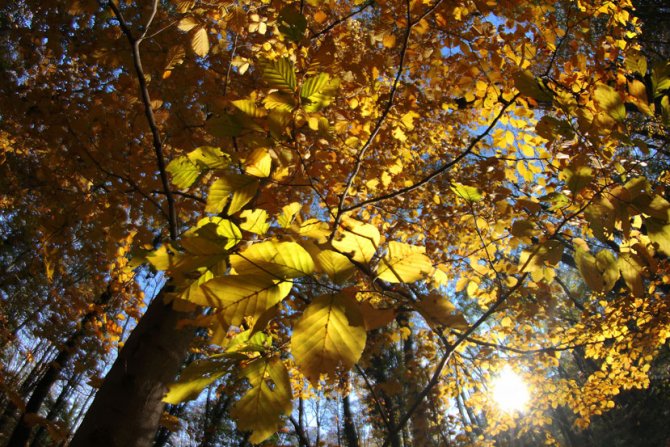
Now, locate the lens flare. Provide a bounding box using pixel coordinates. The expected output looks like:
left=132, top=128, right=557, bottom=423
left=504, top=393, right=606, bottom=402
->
left=491, top=365, right=530, bottom=412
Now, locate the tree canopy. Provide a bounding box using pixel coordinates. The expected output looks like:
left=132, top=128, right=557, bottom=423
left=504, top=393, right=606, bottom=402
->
left=2, top=0, right=670, bottom=445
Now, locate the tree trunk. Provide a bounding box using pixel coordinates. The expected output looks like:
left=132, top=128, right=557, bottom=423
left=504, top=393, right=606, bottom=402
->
left=342, top=393, right=359, bottom=447
left=69, top=287, right=195, bottom=447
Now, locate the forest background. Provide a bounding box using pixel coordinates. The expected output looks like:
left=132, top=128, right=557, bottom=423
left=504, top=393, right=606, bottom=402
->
left=1, top=0, right=670, bottom=446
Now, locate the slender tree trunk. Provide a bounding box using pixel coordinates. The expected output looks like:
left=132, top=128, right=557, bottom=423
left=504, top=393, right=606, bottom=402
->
left=70, top=287, right=195, bottom=447
left=30, top=372, right=82, bottom=447
left=7, top=288, right=113, bottom=446
left=342, top=393, right=359, bottom=447
left=199, top=392, right=233, bottom=447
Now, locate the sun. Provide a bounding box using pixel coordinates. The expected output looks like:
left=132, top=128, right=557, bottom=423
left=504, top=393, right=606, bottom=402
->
left=491, top=365, right=530, bottom=413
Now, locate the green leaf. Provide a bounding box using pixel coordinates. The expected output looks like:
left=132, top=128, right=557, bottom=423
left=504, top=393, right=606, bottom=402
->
left=291, top=293, right=366, bottom=384
left=231, top=356, right=292, bottom=444
left=277, top=6, right=307, bottom=42
left=261, top=58, right=296, bottom=92
left=198, top=274, right=293, bottom=326
left=376, top=241, right=433, bottom=283
left=164, top=357, right=231, bottom=404
left=166, top=156, right=201, bottom=189
left=450, top=182, right=482, bottom=202
left=230, top=241, right=315, bottom=279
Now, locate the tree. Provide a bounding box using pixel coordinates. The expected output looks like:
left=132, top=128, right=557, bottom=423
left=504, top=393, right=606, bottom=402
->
left=2, top=0, right=670, bottom=445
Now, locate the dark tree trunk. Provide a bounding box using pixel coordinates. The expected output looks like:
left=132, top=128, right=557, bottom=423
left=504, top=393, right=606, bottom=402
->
left=6, top=288, right=113, bottom=446
left=69, top=287, right=195, bottom=447
left=342, top=393, right=359, bottom=447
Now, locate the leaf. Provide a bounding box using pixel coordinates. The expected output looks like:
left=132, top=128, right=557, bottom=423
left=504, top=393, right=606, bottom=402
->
left=277, top=6, right=307, bottom=42
left=300, top=75, right=339, bottom=113
left=231, top=99, right=265, bottom=118
left=575, top=247, right=604, bottom=292
left=198, top=275, right=293, bottom=326
left=595, top=249, right=619, bottom=292
left=239, top=209, right=270, bottom=235
left=178, top=17, right=198, bottom=32
left=414, top=293, right=468, bottom=329
left=618, top=252, right=644, bottom=296
left=166, top=156, right=201, bottom=189
left=332, top=218, right=380, bottom=264
left=206, top=174, right=259, bottom=215
left=450, top=183, right=482, bottom=201
left=191, top=27, right=209, bottom=57
left=263, top=92, right=296, bottom=112
left=376, top=241, right=433, bottom=283
left=194, top=217, right=243, bottom=250
left=187, top=146, right=230, bottom=170
left=291, top=293, right=366, bottom=384
left=356, top=299, right=396, bottom=330
left=231, top=357, right=292, bottom=444
left=278, top=202, right=301, bottom=228
left=244, top=147, right=272, bottom=178
left=645, top=218, right=670, bottom=256
left=164, top=357, right=231, bottom=404
left=314, top=249, right=355, bottom=284
left=261, top=58, right=296, bottom=92
left=230, top=241, right=315, bottom=279
left=594, top=83, right=625, bottom=121
left=563, top=165, right=593, bottom=195
left=513, top=70, right=553, bottom=103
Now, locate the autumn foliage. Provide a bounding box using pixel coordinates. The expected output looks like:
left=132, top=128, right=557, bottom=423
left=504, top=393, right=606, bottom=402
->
left=2, top=0, right=670, bottom=445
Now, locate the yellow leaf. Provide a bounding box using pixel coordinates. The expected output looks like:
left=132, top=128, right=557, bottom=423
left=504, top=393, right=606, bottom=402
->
left=594, top=83, right=625, bottom=121
left=376, top=241, right=432, bottom=283
left=575, top=247, right=604, bottom=292
left=244, top=147, right=272, bottom=178
left=231, top=357, right=292, bottom=444
left=278, top=202, right=301, bottom=228
left=291, top=294, right=366, bottom=384
left=618, top=252, right=644, bottom=296
left=206, top=174, right=259, bottom=215
left=191, top=27, right=209, bottom=57
left=164, top=357, right=231, bottom=404
left=313, top=10, right=327, bottom=24
left=415, top=293, right=467, bottom=329
left=230, top=241, right=315, bottom=279
left=314, top=249, right=355, bottom=284
left=382, top=33, right=396, bottom=48
left=198, top=275, right=293, bottom=326
left=177, top=17, right=198, bottom=32
left=332, top=218, right=380, bottom=264
left=239, top=209, right=270, bottom=235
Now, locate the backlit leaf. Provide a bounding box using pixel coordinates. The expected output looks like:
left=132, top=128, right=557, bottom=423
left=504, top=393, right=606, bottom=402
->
left=230, top=241, right=315, bottom=279
left=231, top=356, right=292, bottom=444
left=376, top=241, right=432, bottom=283
left=198, top=274, right=293, bottom=326
left=332, top=218, right=380, bottom=264
left=167, top=156, right=201, bottom=189
left=191, top=27, right=209, bottom=57
left=261, top=58, right=296, bottom=92
left=291, top=294, right=366, bottom=384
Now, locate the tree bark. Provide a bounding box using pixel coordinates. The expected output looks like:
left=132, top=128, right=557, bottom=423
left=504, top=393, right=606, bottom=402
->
left=342, top=393, right=359, bottom=447
left=69, top=287, right=195, bottom=447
